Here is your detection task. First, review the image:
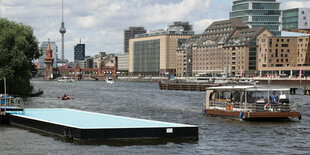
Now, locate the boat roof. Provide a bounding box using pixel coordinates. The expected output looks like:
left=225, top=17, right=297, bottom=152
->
left=246, top=88, right=290, bottom=92
left=207, top=85, right=290, bottom=91
left=207, top=86, right=255, bottom=90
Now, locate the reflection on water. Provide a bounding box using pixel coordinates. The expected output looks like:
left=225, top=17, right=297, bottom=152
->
left=0, top=80, right=310, bottom=154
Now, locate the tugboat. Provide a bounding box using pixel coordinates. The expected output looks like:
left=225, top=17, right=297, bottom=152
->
left=202, top=85, right=301, bottom=120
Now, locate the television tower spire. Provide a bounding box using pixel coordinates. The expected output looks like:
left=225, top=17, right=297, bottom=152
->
left=59, top=0, right=66, bottom=61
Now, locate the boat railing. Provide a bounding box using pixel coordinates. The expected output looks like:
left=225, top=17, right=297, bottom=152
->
left=209, top=101, right=297, bottom=112
left=1, top=96, right=24, bottom=109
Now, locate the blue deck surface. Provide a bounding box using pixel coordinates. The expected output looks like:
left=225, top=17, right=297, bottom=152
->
left=9, top=108, right=195, bottom=129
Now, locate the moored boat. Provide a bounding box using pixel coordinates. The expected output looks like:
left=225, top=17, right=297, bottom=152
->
left=57, top=76, right=75, bottom=82
left=202, top=85, right=301, bottom=120
left=106, top=77, right=114, bottom=84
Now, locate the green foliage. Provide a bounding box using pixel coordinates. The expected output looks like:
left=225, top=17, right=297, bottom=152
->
left=0, top=18, right=42, bottom=96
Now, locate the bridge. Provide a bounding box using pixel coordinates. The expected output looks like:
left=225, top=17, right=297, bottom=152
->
left=43, top=42, right=116, bottom=81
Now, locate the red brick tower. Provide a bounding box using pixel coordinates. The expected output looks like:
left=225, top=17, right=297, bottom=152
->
left=44, top=42, right=54, bottom=80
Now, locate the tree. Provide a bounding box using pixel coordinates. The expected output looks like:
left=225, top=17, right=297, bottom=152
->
left=0, top=18, right=42, bottom=96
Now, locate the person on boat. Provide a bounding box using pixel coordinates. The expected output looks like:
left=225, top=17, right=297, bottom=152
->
left=271, top=93, right=278, bottom=111
left=258, top=96, right=265, bottom=103
left=61, top=94, right=71, bottom=100
left=279, top=91, right=288, bottom=104
left=271, top=93, right=277, bottom=104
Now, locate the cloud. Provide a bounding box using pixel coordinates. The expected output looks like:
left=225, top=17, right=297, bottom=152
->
left=194, top=18, right=225, bottom=33
left=1, top=0, right=224, bottom=61
left=285, top=1, right=310, bottom=9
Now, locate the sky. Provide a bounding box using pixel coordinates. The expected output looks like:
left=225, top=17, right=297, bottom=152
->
left=1, top=0, right=310, bottom=61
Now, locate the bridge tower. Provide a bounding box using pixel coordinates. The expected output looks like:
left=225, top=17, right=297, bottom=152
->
left=44, top=42, right=54, bottom=80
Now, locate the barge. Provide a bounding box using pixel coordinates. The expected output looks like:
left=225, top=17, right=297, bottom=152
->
left=7, top=108, right=198, bottom=142
left=202, top=86, right=302, bottom=120
left=159, top=81, right=220, bottom=91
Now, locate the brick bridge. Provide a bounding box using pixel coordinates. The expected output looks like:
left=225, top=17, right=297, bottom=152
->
left=44, top=42, right=116, bottom=81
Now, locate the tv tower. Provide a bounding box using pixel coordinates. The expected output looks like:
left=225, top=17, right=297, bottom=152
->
left=59, top=0, right=66, bottom=61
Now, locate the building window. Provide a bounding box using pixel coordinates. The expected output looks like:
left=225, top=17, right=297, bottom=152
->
left=304, top=16, right=307, bottom=20
left=305, top=22, right=308, bottom=26
left=302, top=11, right=305, bottom=14
left=287, top=49, right=290, bottom=53
left=287, top=39, right=290, bottom=42
left=282, top=44, right=288, bottom=47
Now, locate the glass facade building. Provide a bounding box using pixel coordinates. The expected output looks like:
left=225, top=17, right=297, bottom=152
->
left=282, top=8, right=310, bottom=32
left=74, top=44, right=85, bottom=61
left=133, top=39, right=160, bottom=73
left=229, top=0, right=282, bottom=36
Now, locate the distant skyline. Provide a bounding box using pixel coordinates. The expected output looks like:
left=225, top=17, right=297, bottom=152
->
left=1, top=0, right=310, bottom=61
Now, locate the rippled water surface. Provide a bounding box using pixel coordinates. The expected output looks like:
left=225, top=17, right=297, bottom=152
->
left=1, top=80, right=310, bottom=154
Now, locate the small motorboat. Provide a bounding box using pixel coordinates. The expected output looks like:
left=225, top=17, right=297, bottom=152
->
left=61, top=96, right=71, bottom=100
left=59, top=94, right=72, bottom=100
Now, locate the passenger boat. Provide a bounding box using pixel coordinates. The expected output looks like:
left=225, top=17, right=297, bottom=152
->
left=106, top=77, right=114, bottom=84
left=202, top=85, right=302, bottom=120
left=57, top=76, right=75, bottom=82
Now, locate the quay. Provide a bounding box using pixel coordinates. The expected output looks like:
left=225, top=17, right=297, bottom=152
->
left=4, top=108, right=198, bottom=142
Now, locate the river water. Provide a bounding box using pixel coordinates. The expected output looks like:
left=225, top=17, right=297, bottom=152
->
left=0, top=80, right=309, bottom=154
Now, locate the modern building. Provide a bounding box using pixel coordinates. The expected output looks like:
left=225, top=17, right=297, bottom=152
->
left=176, top=19, right=271, bottom=77
left=124, top=27, right=146, bottom=53
left=117, top=53, right=129, bottom=73
left=39, top=41, right=58, bottom=68
left=93, top=52, right=106, bottom=68
left=282, top=8, right=310, bottom=33
left=229, top=0, right=282, bottom=36
left=78, top=56, right=93, bottom=68
left=256, top=33, right=310, bottom=77
left=129, top=22, right=194, bottom=76
left=168, top=21, right=193, bottom=31
left=74, top=43, right=85, bottom=61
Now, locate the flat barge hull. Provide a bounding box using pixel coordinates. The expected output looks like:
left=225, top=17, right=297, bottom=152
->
left=206, top=109, right=301, bottom=120
left=159, top=82, right=220, bottom=91
left=8, top=108, right=198, bottom=141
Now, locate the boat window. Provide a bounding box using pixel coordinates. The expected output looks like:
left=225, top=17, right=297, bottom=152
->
left=214, top=91, right=233, bottom=102
left=247, top=91, right=269, bottom=103
left=247, top=91, right=289, bottom=103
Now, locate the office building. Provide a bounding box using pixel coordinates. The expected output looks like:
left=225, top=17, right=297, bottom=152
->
left=129, top=22, right=194, bottom=76
left=282, top=8, right=310, bottom=33
left=117, top=53, right=129, bottom=73
left=74, top=43, right=85, bottom=61
left=124, top=27, right=146, bottom=53
left=168, top=21, right=193, bottom=31
left=229, top=0, right=282, bottom=36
